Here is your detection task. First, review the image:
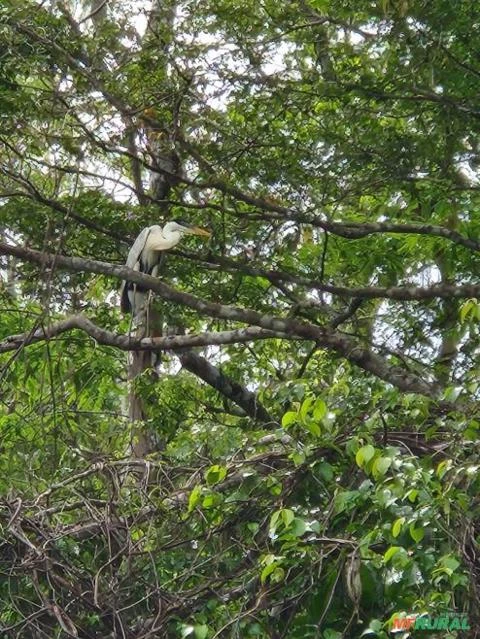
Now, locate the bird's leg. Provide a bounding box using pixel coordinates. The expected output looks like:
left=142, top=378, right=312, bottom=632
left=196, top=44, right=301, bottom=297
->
left=145, top=291, right=151, bottom=338
left=145, top=263, right=159, bottom=338
left=128, top=285, right=136, bottom=338
left=147, top=264, right=160, bottom=367
left=146, top=297, right=165, bottom=370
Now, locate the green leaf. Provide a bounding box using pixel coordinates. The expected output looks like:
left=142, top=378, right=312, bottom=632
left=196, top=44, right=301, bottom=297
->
left=409, top=523, right=424, bottom=544
left=440, top=555, right=460, bottom=572
left=317, top=461, right=334, bottom=481
left=194, top=625, right=209, bottom=639
left=443, top=385, right=462, bottom=402
left=313, top=398, right=327, bottom=421
left=270, top=566, right=285, bottom=583
left=372, top=457, right=392, bottom=479
left=460, top=298, right=479, bottom=323
left=188, top=485, right=202, bottom=513
left=290, top=451, right=305, bottom=466
left=392, top=517, right=405, bottom=538
left=270, top=510, right=281, bottom=531
left=464, top=427, right=478, bottom=441
left=356, top=445, right=375, bottom=468
left=261, top=561, right=278, bottom=584
left=202, top=493, right=218, bottom=509
left=281, top=509, right=295, bottom=528
left=281, top=411, right=297, bottom=428
left=304, top=420, right=321, bottom=437
left=290, top=517, right=307, bottom=537
left=334, top=490, right=359, bottom=514
left=300, top=396, right=314, bottom=421
left=436, top=459, right=452, bottom=479
left=384, top=546, right=401, bottom=563
left=246, top=622, right=262, bottom=636
left=205, top=464, right=227, bottom=486
left=406, top=489, right=418, bottom=503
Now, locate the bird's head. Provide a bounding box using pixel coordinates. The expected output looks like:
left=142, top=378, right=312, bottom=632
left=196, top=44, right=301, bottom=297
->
left=166, top=219, right=211, bottom=238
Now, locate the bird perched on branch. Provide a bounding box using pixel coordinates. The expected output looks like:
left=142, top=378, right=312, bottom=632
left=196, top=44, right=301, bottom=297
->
left=120, top=220, right=211, bottom=316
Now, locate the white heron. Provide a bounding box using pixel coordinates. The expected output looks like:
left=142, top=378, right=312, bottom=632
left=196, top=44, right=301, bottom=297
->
left=120, top=219, right=211, bottom=316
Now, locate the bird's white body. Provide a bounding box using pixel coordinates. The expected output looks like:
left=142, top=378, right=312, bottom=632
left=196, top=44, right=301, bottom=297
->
left=120, top=220, right=210, bottom=316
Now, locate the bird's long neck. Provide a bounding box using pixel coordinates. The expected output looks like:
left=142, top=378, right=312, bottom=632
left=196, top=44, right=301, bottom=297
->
left=160, top=228, right=182, bottom=250
left=146, top=229, right=181, bottom=255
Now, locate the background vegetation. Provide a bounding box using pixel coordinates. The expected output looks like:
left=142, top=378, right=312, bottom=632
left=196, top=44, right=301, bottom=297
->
left=0, top=0, right=479, bottom=637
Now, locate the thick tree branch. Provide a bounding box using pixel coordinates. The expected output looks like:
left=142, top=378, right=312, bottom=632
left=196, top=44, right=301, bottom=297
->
left=178, top=351, right=277, bottom=425
left=1, top=242, right=477, bottom=305
left=0, top=316, right=293, bottom=354
left=174, top=147, right=480, bottom=253
left=178, top=249, right=480, bottom=301
left=0, top=242, right=438, bottom=396
left=289, top=218, right=480, bottom=252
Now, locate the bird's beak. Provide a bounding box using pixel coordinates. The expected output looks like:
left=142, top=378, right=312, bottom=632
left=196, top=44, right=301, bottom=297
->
left=189, top=226, right=211, bottom=238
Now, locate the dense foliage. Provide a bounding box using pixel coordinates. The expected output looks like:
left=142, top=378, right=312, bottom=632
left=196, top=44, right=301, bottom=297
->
left=1, top=0, right=480, bottom=637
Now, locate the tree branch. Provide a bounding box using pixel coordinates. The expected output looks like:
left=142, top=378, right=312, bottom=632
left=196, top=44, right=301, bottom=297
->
left=171, top=249, right=479, bottom=302
left=174, top=147, right=479, bottom=253
left=178, top=351, right=277, bottom=425
left=1, top=241, right=475, bottom=306
left=0, top=242, right=439, bottom=397
left=0, top=315, right=291, bottom=354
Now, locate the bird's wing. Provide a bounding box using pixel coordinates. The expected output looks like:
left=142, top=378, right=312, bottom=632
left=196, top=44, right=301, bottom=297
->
left=120, top=226, right=156, bottom=314
left=126, top=226, right=156, bottom=270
